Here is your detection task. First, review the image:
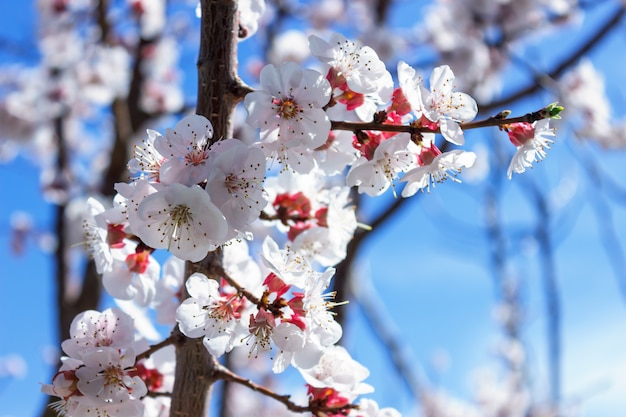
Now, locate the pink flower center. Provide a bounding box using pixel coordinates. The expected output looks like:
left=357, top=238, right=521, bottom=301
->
left=336, top=89, right=365, bottom=111
left=247, top=309, right=276, bottom=357
left=210, top=294, right=244, bottom=322
left=126, top=250, right=150, bottom=274
left=224, top=173, right=252, bottom=197
left=102, top=363, right=126, bottom=389
left=273, top=192, right=312, bottom=225
left=106, top=224, right=126, bottom=248
left=417, top=144, right=442, bottom=167
left=185, top=149, right=210, bottom=166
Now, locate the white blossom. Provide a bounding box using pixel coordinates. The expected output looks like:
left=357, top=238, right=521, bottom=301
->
left=244, top=62, right=331, bottom=151
left=309, top=32, right=393, bottom=96
left=298, top=345, right=373, bottom=399
left=154, top=114, right=214, bottom=186
left=400, top=136, right=477, bottom=196
left=205, top=138, right=267, bottom=237
left=420, top=65, right=478, bottom=145
left=75, top=347, right=146, bottom=406
left=61, top=308, right=135, bottom=361
left=134, top=183, right=228, bottom=262
left=346, top=135, right=418, bottom=196
left=506, top=119, right=555, bottom=179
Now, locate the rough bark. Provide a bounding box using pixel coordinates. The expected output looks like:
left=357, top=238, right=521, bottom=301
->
left=196, top=0, right=243, bottom=141
left=170, top=250, right=223, bottom=417
left=169, top=1, right=241, bottom=416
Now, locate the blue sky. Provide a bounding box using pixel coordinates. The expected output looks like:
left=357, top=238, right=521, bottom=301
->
left=2, top=1, right=626, bottom=417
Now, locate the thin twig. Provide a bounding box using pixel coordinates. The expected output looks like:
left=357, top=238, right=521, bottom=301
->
left=210, top=264, right=266, bottom=309
left=145, top=390, right=172, bottom=398
left=136, top=334, right=178, bottom=362
left=214, top=363, right=359, bottom=415
left=330, top=110, right=548, bottom=136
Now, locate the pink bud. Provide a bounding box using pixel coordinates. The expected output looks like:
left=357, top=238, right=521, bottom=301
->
left=507, top=122, right=535, bottom=147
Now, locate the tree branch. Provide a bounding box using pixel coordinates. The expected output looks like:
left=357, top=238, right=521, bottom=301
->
left=214, top=363, right=358, bottom=415
left=170, top=2, right=242, bottom=416
left=136, top=334, right=178, bottom=362
left=211, top=265, right=265, bottom=309
left=170, top=250, right=224, bottom=417
left=330, top=108, right=551, bottom=137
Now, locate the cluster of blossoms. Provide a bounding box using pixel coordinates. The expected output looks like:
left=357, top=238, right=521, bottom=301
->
left=176, top=236, right=344, bottom=373
left=43, top=25, right=561, bottom=417
left=41, top=308, right=170, bottom=416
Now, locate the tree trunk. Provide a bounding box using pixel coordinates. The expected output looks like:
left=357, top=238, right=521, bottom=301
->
left=169, top=1, right=241, bottom=416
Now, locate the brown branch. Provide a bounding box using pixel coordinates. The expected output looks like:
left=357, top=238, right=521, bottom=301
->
left=52, top=113, right=69, bottom=336
left=332, top=137, right=452, bottom=325
left=373, top=0, right=393, bottom=26
left=135, top=334, right=178, bottom=362
left=170, top=250, right=224, bottom=417
left=96, top=0, right=112, bottom=44
left=145, top=390, right=172, bottom=398
left=170, top=2, right=243, bottom=417
left=330, top=108, right=550, bottom=137
left=211, top=264, right=264, bottom=307
left=214, top=363, right=359, bottom=415
left=196, top=0, right=246, bottom=140
left=43, top=73, right=104, bottom=417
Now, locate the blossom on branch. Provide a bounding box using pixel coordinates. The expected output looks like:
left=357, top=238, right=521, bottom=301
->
left=33, top=11, right=568, bottom=415
left=42, top=308, right=146, bottom=417
left=244, top=62, right=332, bottom=156
left=153, top=114, right=215, bottom=186
left=60, top=308, right=135, bottom=360
left=176, top=272, right=251, bottom=357
left=346, top=135, right=419, bottom=197
left=204, top=138, right=267, bottom=239
left=400, top=134, right=477, bottom=196
left=134, top=183, right=228, bottom=262
left=420, top=64, right=478, bottom=145
left=309, top=32, right=393, bottom=120
left=506, top=119, right=556, bottom=179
